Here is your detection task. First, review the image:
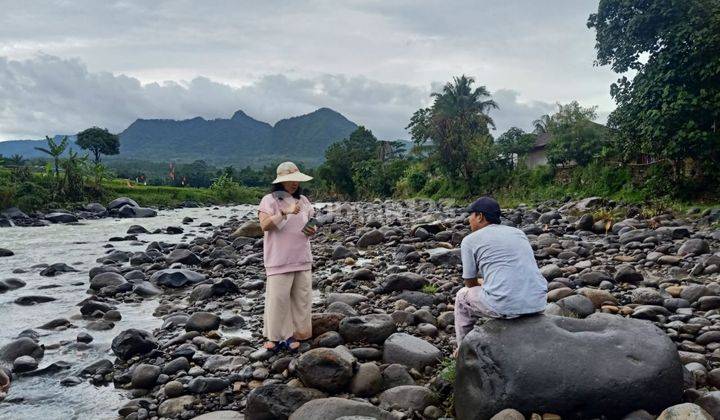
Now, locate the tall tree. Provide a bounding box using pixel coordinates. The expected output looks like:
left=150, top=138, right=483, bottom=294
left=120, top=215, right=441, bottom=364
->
left=588, top=0, right=720, bottom=182
left=532, top=114, right=552, bottom=134
left=76, top=127, right=120, bottom=163
left=7, top=154, right=25, bottom=167
left=545, top=101, right=607, bottom=167
left=407, top=75, right=498, bottom=181
left=496, top=127, right=536, bottom=168
left=35, top=136, right=68, bottom=179
left=318, top=126, right=378, bottom=198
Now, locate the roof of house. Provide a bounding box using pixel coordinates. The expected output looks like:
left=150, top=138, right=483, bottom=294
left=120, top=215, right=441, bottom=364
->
left=533, top=132, right=551, bottom=149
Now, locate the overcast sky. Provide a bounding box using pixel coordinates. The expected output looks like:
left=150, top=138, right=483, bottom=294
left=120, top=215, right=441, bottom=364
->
left=0, top=0, right=617, bottom=141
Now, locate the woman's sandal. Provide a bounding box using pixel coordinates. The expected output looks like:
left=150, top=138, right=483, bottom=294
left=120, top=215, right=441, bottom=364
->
left=263, top=341, right=282, bottom=353
left=284, top=338, right=301, bottom=352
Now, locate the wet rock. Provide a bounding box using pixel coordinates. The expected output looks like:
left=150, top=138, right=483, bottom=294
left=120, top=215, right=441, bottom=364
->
left=0, top=248, right=14, bottom=257
left=289, top=397, right=393, bottom=420
left=80, top=359, right=113, bottom=376
left=111, top=329, right=158, bottom=360
left=108, top=197, right=139, bottom=210
left=1, top=337, right=44, bottom=362
left=379, top=384, right=435, bottom=412
left=133, top=281, right=162, bottom=297
left=429, top=248, right=461, bottom=267
left=12, top=355, right=38, bottom=373
left=578, top=271, right=613, bottom=287
left=339, top=314, right=396, bottom=344
left=383, top=333, right=442, bottom=371
left=79, top=298, right=115, bottom=315
left=151, top=269, right=206, bottom=288
left=3, top=278, right=26, bottom=289
left=186, top=312, right=221, bottom=332
left=246, top=384, right=325, bottom=420
left=311, top=313, right=345, bottom=336
left=90, top=272, right=127, bottom=291
left=127, top=225, right=150, bottom=234
left=167, top=249, right=202, bottom=265
left=77, top=332, right=93, bottom=343
left=332, top=245, right=355, bottom=260
left=40, top=263, right=77, bottom=277
left=39, top=318, right=71, bottom=330
left=45, top=212, right=78, bottom=223
left=455, top=314, right=683, bottom=419
left=695, top=391, right=720, bottom=419
left=14, top=295, right=56, bottom=305
left=131, top=363, right=161, bottom=389
left=326, top=293, right=367, bottom=306
left=295, top=348, right=354, bottom=392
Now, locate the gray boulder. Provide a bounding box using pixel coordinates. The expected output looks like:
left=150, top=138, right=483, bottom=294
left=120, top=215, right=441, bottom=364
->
left=339, top=314, right=396, bottom=344
left=296, top=348, right=354, bottom=393
left=376, top=272, right=427, bottom=293
left=108, top=197, right=139, bottom=210
left=379, top=385, right=435, bottom=412
left=246, top=384, right=325, bottom=420
left=455, top=314, right=683, bottom=419
left=0, top=337, right=44, bottom=362
left=111, top=329, right=158, bottom=360
left=90, top=272, right=127, bottom=291
left=150, top=269, right=206, bottom=288
left=289, top=398, right=393, bottom=420
left=383, top=333, right=442, bottom=371
left=45, top=212, right=78, bottom=223
left=357, top=229, right=385, bottom=248
left=678, top=239, right=710, bottom=256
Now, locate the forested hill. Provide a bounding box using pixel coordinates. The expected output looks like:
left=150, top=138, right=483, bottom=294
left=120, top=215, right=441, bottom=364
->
left=0, top=107, right=358, bottom=167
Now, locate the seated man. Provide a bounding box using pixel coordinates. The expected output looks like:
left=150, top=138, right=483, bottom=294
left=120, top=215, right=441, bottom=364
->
left=454, top=197, right=547, bottom=350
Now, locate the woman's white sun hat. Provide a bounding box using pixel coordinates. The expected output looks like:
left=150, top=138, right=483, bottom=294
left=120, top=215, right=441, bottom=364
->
left=272, top=161, right=313, bottom=184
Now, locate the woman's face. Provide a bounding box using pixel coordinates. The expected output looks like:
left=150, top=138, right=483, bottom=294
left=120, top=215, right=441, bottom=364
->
left=282, top=181, right=299, bottom=194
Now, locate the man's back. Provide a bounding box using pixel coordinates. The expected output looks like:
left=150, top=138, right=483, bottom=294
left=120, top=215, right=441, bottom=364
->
left=461, top=224, right=547, bottom=316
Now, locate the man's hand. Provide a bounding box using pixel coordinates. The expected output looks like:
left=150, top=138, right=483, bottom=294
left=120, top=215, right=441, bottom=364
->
left=464, top=278, right=480, bottom=288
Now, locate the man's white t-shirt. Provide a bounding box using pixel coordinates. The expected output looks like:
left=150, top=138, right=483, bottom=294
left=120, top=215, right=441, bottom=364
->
left=461, top=224, right=547, bottom=316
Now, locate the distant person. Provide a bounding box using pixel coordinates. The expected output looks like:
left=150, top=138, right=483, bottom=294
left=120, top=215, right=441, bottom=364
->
left=258, top=162, right=317, bottom=352
left=454, top=197, right=547, bottom=351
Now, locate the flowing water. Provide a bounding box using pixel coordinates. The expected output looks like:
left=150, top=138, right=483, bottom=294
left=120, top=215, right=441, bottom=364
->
left=0, top=205, right=253, bottom=420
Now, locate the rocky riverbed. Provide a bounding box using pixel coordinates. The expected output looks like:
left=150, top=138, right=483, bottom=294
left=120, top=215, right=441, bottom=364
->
left=2, top=197, right=720, bottom=419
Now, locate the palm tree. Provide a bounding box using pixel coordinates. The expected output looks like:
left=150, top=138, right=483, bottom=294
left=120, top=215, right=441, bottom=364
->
left=8, top=154, right=25, bottom=167
left=431, top=75, right=498, bottom=131
left=35, top=136, right=68, bottom=179
left=533, top=114, right=552, bottom=134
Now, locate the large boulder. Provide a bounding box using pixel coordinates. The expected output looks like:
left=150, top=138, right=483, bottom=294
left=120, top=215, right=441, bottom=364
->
left=45, top=212, right=78, bottom=223
left=90, top=272, right=128, bottom=291
left=678, top=239, right=710, bottom=256
left=108, top=197, right=139, bottom=210
left=289, top=397, right=394, bottom=420
left=111, top=329, right=158, bottom=360
left=166, top=249, right=202, bottom=265
left=150, top=269, right=206, bottom=288
left=0, top=337, right=44, bottom=362
left=295, top=348, right=354, bottom=393
left=383, top=333, right=442, bottom=371
left=246, top=384, right=325, bottom=420
left=455, top=314, right=683, bottom=419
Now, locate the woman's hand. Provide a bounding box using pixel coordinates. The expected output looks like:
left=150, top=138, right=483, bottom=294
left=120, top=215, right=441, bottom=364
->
left=302, top=226, right=317, bottom=236
left=288, top=202, right=301, bottom=214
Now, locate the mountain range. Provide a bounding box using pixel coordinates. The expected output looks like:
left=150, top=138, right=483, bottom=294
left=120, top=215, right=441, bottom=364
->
left=0, top=107, right=358, bottom=167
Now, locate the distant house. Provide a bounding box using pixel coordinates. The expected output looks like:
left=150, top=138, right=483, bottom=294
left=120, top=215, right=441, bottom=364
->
left=526, top=132, right=551, bottom=168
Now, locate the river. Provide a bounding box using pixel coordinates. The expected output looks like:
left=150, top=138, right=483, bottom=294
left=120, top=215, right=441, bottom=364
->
left=0, top=205, right=253, bottom=420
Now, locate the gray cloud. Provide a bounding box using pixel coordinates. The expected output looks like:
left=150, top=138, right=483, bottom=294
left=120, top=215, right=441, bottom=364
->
left=0, top=54, right=563, bottom=140
left=0, top=1, right=618, bottom=140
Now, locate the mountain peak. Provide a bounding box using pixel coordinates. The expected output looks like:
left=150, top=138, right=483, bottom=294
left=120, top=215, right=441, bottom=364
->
left=231, top=110, right=250, bottom=120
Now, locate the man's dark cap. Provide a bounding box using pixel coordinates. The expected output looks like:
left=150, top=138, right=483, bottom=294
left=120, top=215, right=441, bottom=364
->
left=467, top=196, right=501, bottom=223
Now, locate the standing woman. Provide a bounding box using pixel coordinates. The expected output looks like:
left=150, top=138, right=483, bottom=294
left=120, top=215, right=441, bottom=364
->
left=258, top=162, right=317, bottom=351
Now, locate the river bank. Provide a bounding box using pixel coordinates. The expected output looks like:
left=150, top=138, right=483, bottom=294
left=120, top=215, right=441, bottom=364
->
left=1, top=197, right=720, bottom=419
